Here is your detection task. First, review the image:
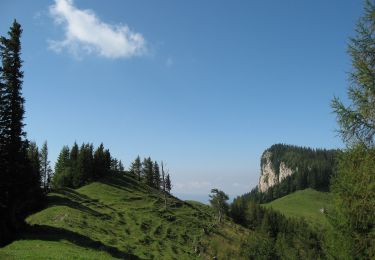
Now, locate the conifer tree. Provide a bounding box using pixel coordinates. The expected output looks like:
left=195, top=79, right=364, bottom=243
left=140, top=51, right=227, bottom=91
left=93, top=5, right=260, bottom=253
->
left=52, top=146, right=71, bottom=188
left=143, top=157, right=154, bottom=187
left=93, top=143, right=106, bottom=179
left=209, top=189, right=229, bottom=223
left=329, top=1, right=375, bottom=258
left=118, top=160, right=124, bottom=172
left=0, top=20, right=43, bottom=245
left=40, top=141, right=52, bottom=191
left=165, top=173, right=172, bottom=194
left=27, top=141, right=41, bottom=187
left=152, top=161, right=161, bottom=189
left=129, top=156, right=142, bottom=181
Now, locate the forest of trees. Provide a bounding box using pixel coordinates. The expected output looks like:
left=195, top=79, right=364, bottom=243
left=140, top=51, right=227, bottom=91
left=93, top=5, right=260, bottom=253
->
left=241, top=144, right=337, bottom=204
left=232, top=201, right=324, bottom=259
left=52, top=144, right=172, bottom=194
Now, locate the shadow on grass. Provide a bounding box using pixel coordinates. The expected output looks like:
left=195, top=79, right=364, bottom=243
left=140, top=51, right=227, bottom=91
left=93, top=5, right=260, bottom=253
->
left=48, top=194, right=111, bottom=220
left=22, top=224, right=140, bottom=259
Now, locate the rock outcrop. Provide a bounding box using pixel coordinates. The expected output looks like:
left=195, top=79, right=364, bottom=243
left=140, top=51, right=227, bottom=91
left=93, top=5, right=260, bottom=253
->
left=258, top=151, right=293, bottom=193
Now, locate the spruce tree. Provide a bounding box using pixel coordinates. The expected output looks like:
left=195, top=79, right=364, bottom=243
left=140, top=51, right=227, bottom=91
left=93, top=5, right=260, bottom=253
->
left=118, top=160, right=124, bottom=172
left=93, top=143, right=106, bottom=179
left=152, top=161, right=161, bottom=189
left=52, top=146, right=71, bottom=188
left=142, top=157, right=154, bottom=187
left=165, top=173, right=172, bottom=194
left=0, top=20, right=42, bottom=245
left=209, top=189, right=229, bottom=223
left=129, top=156, right=142, bottom=181
left=40, top=141, right=52, bottom=191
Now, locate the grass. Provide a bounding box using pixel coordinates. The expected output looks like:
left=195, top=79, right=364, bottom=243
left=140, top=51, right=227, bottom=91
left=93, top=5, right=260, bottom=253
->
left=0, top=173, right=250, bottom=259
left=263, top=188, right=333, bottom=230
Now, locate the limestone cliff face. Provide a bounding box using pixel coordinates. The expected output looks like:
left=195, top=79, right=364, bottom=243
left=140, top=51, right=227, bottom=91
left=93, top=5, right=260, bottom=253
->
left=258, top=151, right=293, bottom=193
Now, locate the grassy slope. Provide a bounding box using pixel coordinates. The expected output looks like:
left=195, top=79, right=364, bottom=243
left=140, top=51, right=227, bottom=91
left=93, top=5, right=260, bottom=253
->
left=0, top=174, right=250, bottom=259
left=263, top=188, right=333, bottom=229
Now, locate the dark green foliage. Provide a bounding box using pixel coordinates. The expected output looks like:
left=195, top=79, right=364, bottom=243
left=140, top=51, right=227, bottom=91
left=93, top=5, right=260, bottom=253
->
left=0, top=20, right=43, bottom=246
left=152, top=161, right=161, bottom=189
left=27, top=142, right=41, bottom=186
left=52, top=143, right=115, bottom=189
left=246, top=144, right=337, bottom=203
left=240, top=232, right=275, bottom=259
left=53, top=146, right=72, bottom=188
left=40, top=141, right=52, bottom=192
left=326, top=145, right=375, bottom=258
left=331, top=1, right=375, bottom=147
left=129, top=156, right=142, bottom=181
left=328, top=1, right=375, bottom=258
left=142, top=157, right=153, bottom=187
left=93, top=143, right=107, bottom=179
left=233, top=200, right=324, bottom=259
left=209, top=189, right=229, bottom=223
left=165, top=173, right=171, bottom=193
left=74, top=143, right=94, bottom=187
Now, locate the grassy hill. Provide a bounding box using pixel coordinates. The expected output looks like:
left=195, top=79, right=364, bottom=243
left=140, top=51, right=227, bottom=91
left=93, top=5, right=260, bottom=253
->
left=263, top=188, right=333, bottom=230
left=0, top=173, right=250, bottom=259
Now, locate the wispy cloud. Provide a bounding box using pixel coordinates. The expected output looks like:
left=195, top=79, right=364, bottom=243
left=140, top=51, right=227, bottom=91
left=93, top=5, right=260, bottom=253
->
left=48, top=0, right=146, bottom=59
left=174, top=181, right=211, bottom=191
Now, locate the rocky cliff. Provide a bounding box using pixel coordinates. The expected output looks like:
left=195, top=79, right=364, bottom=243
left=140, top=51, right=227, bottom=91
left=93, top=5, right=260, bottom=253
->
left=258, top=151, right=293, bottom=193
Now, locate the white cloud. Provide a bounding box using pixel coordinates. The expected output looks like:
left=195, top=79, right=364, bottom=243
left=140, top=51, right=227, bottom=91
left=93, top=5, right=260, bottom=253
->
left=49, top=0, right=146, bottom=59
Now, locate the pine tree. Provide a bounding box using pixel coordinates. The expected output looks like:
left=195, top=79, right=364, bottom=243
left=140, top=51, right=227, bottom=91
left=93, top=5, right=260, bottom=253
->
left=152, top=161, right=161, bottom=189
left=209, top=189, right=229, bottom=223
left=26, top=141, right=41, bottom=188
left=74, top=143, right=93, bottom=187
left=0, top=20, right=43, bottom=245
left=142, top=157, right=154, bottom=187
left=165, top=173, right=172, bottom=194
left=129, top=156, right=142, bottom=181
left=93, top=143, right=106, bottom=179
left=161, top=161, right=167, bottom=208
left=52, top=146, right=71, bottom=188
left=40, top=141, right=52, bottom=191
left=118, top=160, right=124, bottom=172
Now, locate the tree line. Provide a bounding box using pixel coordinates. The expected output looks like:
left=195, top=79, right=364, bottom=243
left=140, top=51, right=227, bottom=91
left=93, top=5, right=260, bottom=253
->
left=52, top=144, right=172, bottom=195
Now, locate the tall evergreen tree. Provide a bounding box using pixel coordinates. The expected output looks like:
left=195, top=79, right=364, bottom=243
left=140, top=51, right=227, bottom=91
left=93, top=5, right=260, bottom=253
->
left=129, top=156, right=142, bottom=181
left=52, top=146, right=71, bottom=188
left=93, top=143, right=106, bottom=179
left=40, top=141, right=52, bottom=191
left=209, top=189, right=229, bottom=223
left=142, top=157, right=154, bottom=187
left=329, top=1, right=375, bottom=258
left=74, top=143, right=93, bottom=187
left=0, top=20, right=42, bottom=245
left=165, top=173, right=172, bottom=194
left=26, top=141, right=41, bottom=187
left=152, top=161, right=161, bottom=189
left=118, top=160, right=124, bottom=172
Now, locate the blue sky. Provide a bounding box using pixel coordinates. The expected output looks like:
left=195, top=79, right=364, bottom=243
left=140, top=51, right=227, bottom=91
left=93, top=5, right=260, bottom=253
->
left=0, top=0, right=362, bottom=201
